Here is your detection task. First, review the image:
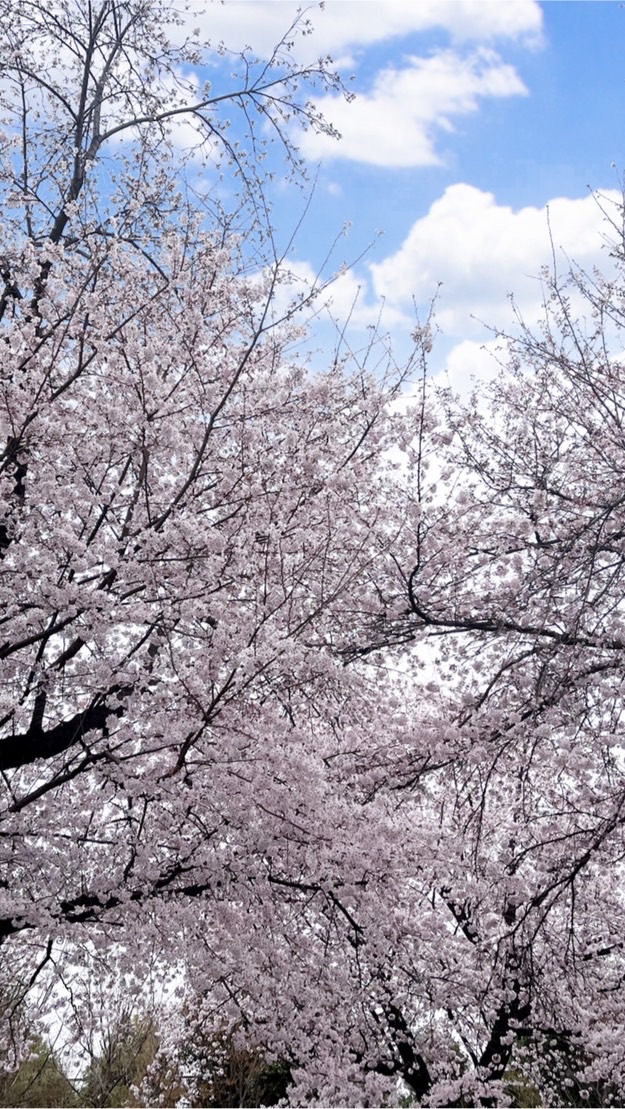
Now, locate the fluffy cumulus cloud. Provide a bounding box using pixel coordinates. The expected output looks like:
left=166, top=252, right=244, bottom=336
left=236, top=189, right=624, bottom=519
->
left=299, top=48, right=528, bottom=167
left=183, top=0, right=543, bottom=60
left=275, top=186, right=624, bottom=390
left=166, top=1, right=541, bottom=168
left=370, top=184, right=621, bottom=338
left=439, top=337, right=507, bottom=392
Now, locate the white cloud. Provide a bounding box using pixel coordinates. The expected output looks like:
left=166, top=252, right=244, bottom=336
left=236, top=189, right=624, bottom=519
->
left=182, top=1, right=543, bottom=61
left=370, top=184, right=621, bottom=338
left=438, top=337, right=505, bottom=393
left=263, top=186, right=623, bottom=394
left=268, top=258, right=406, bottom=334
left=168, top=1, right=541, bottom=169
left=299, top=48, right=527, bottom=167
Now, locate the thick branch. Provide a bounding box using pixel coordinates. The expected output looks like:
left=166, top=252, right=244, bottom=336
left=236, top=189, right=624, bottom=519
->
left=0, top=693, right=127, bottom=771
left=478, top=976, right=531, bottom=1085
left=375, top=1000, right=432, bottom=1101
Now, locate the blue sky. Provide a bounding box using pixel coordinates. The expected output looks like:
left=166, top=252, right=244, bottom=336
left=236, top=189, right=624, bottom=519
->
left=182, top=1, right=625, bottom=384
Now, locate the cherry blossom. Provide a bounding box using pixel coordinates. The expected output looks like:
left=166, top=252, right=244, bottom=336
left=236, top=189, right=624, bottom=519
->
left=2, top=4, right=625, bottom=1107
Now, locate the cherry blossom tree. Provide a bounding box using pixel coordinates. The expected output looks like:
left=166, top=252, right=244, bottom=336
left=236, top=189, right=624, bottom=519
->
left=0, top=3, right=434, bottom=1106
left=5, top=2, right=625, bottom=1106
left=393, top=229, right=625, bottom=1106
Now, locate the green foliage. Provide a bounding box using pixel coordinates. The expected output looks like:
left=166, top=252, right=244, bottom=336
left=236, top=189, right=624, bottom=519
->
left=0, top=1037, right=78, bottom=1108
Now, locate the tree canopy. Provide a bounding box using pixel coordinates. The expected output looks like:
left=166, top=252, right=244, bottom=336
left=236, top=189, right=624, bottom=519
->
left=2, top=3, right=625, bottom=1107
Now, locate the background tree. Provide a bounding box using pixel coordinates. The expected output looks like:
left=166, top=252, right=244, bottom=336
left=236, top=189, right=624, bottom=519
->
left=0, top=1038, right=78, bottom=1109
left=138, top=1016, right=292, bottom=1109
left=0, top=976, right=78, bottom=1109
left=80, top=1009, right=157, bottom=1108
